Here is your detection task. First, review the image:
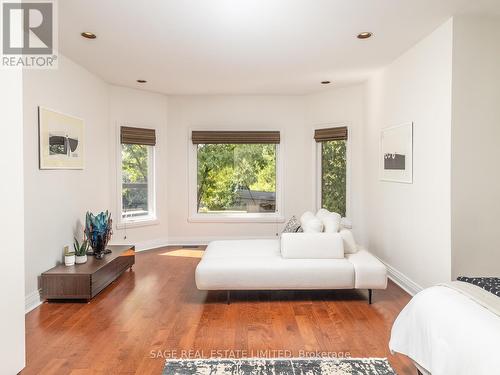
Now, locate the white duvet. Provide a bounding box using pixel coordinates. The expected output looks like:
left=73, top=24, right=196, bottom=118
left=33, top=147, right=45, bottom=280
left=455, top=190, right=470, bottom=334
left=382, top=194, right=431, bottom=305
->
left=389, top=284, right=500, bottom=375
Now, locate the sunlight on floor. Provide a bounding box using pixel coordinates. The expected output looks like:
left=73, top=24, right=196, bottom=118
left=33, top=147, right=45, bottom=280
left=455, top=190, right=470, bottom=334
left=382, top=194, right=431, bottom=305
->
left=160, top=249, right=204, bottom=258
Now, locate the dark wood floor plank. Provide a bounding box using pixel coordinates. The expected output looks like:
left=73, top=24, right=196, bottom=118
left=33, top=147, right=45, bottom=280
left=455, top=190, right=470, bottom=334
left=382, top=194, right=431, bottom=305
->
left=23, top=246, right=414, bottom=375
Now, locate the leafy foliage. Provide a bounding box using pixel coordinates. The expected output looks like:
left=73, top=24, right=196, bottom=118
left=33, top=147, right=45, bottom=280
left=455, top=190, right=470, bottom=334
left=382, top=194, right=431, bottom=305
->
left=122, top=144, right=149, bottom=214
left=197, top=144, right=276, bottom=212
left=73, top=237, right=89, bottom=256
left=120, top=141, right=345, bottom=217
left=321, top=140, right=347, bottom=216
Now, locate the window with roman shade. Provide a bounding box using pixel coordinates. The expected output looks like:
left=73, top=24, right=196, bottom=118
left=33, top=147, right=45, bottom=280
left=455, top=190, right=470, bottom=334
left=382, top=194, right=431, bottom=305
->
left=191, top=130, right=281, bottom=219
left=119, top=126, right=156, bottom=224
left=315, top=126, right=348, bottom=217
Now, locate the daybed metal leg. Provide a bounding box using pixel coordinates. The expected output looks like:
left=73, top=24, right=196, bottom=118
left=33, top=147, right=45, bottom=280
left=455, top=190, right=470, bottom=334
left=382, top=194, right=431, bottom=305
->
left=368, top=289, right=373, bottom=304
left=226, top=290, right=231, bottom=305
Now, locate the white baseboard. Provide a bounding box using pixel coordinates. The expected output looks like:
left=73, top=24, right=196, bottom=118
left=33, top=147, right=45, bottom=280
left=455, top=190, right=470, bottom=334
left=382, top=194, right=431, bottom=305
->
left=25, top=289, right=42, bottom=314
left=166, top=235, right=278, bottom=247
left=135, top=238, right=170, bottom=252
left=109, top=238, right=169, bottom=252
left=118, top=235, right=279, bottom=252
left=379, top=259, right=423, bottom=296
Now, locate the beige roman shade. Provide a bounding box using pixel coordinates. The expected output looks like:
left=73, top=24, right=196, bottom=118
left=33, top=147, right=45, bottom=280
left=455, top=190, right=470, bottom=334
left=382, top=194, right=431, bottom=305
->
left=314, top=127, right=348, bottom=142
left=191, top=131, right=280, bottom=144
left=121, top=126, right=156, bottom=146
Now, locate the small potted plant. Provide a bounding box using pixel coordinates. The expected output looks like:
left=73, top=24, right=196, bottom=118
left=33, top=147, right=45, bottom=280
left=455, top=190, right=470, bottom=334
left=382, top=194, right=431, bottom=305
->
left=73, top=237, right=89, bottom=264
left=64, top=245, right=75, bottom=266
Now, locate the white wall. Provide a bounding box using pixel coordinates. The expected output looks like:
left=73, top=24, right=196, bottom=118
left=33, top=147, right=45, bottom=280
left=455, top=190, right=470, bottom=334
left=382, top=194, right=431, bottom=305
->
left=108, top=86, right=169, bottom=249
left=451, top=16, right=500, bottom=278
left=166, top=91, right=365, bottom=243
left=0, top=69, right=25, bottom=372
left=23, top=56, right=110, bottom=307
left=363, top=20, right=454, bottom=290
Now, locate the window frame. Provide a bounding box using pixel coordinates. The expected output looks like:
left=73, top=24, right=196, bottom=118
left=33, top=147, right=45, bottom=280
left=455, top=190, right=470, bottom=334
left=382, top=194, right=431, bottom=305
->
left=314, top=123, right=351, bottom=219
left=116, top=124, right=158, bottom=229
left=188, top=129, right=285, bottom=223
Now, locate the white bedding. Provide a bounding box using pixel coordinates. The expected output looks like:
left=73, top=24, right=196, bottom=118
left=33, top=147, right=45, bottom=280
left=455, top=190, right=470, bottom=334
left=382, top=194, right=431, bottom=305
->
left=389, top=284, right=500, bottom=375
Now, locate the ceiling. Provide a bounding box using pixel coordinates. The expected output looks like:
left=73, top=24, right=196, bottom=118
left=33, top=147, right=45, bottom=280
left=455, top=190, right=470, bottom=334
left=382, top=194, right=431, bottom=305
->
left=59, top=0, right=500, bottom=95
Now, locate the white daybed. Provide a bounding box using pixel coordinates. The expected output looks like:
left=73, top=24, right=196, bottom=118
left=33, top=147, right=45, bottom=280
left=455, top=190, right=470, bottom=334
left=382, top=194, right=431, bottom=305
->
left=195, top=234, right=387, bottom=304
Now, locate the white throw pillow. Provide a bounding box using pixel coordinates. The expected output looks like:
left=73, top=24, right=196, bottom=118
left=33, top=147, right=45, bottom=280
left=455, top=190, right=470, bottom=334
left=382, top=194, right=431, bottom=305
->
left=322, top=214, right=341, bottom=233
left=300, top=211, right=323, bottom=233
left=316, top=209, right=341, bottom=233
left=340, top=229, right=358, bottom=254
left=316, top=208, right=331, bottom=220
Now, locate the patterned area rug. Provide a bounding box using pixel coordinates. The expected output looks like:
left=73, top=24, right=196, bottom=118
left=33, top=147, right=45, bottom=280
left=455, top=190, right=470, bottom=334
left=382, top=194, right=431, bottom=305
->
left=163, top=358, right=396, bottom=374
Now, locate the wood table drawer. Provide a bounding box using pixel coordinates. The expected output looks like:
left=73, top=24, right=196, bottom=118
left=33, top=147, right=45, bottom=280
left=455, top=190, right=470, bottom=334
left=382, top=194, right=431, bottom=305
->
left=41, top=274, right=91, bottom=299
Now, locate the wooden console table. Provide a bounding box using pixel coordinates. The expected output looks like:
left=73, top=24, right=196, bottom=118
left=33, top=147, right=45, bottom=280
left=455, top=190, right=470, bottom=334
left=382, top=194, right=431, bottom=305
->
left=41, top=245, right=135, bottom=301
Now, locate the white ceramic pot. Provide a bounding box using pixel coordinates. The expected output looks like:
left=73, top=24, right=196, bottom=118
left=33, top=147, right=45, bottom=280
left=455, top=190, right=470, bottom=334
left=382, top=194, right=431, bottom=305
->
left=65, top=254, right=75, bottom=266
left=75, top=254, right=87, bottom=264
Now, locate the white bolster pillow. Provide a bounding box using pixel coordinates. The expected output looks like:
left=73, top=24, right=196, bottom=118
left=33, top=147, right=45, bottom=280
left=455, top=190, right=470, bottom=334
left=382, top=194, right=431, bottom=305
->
left=281, top=233, right=344, bottom=259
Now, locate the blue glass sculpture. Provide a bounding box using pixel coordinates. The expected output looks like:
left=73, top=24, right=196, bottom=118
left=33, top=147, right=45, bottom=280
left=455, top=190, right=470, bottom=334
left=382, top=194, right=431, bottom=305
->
left=84, top=211, right=113, bottom=259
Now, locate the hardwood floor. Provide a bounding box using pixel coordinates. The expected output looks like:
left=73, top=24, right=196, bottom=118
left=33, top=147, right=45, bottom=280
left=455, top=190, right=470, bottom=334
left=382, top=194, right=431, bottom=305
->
left=24, top=246, right=414, bottom=375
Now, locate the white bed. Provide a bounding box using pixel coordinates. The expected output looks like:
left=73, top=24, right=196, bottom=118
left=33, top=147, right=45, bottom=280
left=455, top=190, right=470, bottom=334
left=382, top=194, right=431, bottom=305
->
left=389, top=281, right=500, bottom=375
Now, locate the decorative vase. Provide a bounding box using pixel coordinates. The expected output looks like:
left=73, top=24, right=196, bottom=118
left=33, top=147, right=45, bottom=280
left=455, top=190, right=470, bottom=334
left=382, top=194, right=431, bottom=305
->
left=65, top=254, right=75, bottom=266
left=84, top=210, right=113, bottom=259
left=75, top=254, right=87, bottom=264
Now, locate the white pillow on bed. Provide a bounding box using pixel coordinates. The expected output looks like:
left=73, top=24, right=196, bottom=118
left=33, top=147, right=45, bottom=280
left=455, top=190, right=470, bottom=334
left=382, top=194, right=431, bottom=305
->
left=340, top=229, right=358, bottom=254
left=316, top=209, right=341, bottom=233
left=300, top=211, right=323, bottom=233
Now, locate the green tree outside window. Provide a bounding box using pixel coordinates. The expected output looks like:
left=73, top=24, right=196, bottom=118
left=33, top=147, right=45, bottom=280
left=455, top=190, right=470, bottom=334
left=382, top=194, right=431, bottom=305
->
left=197, top=144, right=276, bottom=213
left=321, top=140, right=347, bottom=217
left=122, top=144, right=150, bottom=217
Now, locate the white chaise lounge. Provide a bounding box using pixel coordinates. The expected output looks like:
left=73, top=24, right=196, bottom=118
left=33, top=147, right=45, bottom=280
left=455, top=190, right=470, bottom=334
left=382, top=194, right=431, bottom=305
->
left=195, top=234, right=387, bottom=304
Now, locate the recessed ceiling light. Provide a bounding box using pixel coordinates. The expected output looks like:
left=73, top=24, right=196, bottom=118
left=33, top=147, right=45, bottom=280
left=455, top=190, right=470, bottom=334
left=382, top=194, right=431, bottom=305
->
left=321, top=81, right=331, bottom=85
left=81, top=32, right=97, bottom=39
left=357, top=32, right=373, bottom=39
left=137, top=79, right=147, bottom=83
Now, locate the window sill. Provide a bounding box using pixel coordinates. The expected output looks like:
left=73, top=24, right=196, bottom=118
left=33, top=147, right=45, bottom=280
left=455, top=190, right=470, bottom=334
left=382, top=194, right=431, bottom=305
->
left=188, top=213, right=285, bottom=223
left=116, top=217, right=159, bottom=229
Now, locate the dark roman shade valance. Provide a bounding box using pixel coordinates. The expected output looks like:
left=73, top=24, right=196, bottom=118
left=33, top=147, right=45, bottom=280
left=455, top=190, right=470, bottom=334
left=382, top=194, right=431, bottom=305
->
left=191, top=131, right=280, bottom=144
left=121, top=126, right=156, bottom=146
left=314, top=126, right=348, bottom=142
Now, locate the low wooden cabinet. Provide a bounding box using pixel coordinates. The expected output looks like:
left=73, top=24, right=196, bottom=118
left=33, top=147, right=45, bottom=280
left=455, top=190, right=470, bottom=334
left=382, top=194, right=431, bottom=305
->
left=41, top=245, right=135, bottom=301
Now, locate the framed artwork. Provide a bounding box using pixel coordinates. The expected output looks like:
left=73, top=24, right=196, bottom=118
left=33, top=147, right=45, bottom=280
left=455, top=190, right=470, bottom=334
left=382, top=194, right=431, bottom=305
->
left=380, top=122, right=413, bottom=183
left=38, top=107, right=85, bottom=169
